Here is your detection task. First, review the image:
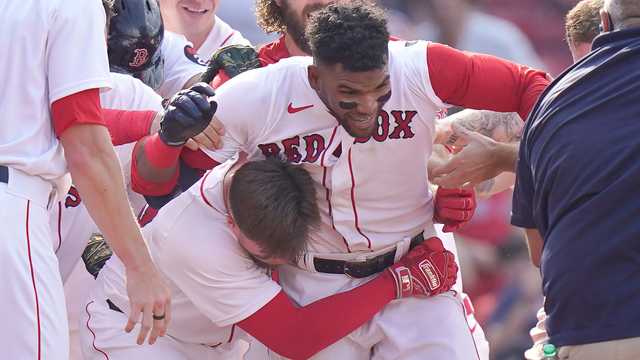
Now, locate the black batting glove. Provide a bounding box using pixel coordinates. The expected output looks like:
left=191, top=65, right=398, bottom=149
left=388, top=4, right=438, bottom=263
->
left=159, top=83, right=217, bottom=146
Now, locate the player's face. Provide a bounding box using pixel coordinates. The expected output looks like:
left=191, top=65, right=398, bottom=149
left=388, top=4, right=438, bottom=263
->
left=232, top=223, right=289, bottom=268
left=166, top=0, right=218, bottom=31
left=278, top=0, right=333, bottom=54
left=309, top=62, right=392, bottom=138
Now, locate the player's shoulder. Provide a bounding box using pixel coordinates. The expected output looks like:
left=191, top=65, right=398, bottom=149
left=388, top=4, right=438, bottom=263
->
left=388, top=39, right=430, bottom=59
left=101, top=72, right=163, bottom=111
left=217, top=56, right=311, bottom=99
left=213, top=15, right=251, bottom=47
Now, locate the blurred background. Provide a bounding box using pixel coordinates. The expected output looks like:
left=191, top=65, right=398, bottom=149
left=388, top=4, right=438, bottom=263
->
left=218, top=1, right=578, bottom=359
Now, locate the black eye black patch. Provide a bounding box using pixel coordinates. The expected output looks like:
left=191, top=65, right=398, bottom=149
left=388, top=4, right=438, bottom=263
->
left=377, top=90, right=392, bottom=103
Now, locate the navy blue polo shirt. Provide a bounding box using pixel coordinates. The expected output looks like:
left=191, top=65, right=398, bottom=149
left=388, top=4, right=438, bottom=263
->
left=512, top=27, right=640, bottom=347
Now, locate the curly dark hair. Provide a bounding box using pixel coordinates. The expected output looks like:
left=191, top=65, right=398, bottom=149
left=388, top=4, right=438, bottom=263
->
left=306, top=1, right=389, bottom=72
left=255, top=0, right=287, bottom=33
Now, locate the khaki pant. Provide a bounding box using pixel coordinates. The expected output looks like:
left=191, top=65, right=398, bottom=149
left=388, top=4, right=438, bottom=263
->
left=558, top=337, right=640, bottom=360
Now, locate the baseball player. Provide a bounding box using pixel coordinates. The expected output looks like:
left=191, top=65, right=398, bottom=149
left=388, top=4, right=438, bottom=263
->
left=81, top=154, right=458, bottom=359
left=159, top=0, right=251, bottom=59
left=53, top=71, right=164, bottom=360
left=130, top=2, right=549, bottom=358
left=0, top=0, right=175, bottom=357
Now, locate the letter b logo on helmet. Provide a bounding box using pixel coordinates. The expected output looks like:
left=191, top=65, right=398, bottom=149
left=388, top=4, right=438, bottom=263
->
left=108, top=0, right=165, bottom=90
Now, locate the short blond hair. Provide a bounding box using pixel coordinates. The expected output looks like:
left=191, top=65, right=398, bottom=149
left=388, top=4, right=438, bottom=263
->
left=565, top=0, right=604, bottom=45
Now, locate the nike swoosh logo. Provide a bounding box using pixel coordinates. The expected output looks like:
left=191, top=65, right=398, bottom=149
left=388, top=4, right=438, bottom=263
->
left=288, top=103, right=314, bottom=114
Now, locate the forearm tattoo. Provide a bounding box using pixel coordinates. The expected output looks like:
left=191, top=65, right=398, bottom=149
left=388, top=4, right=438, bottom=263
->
left=454, top=110, right=524, bottom=143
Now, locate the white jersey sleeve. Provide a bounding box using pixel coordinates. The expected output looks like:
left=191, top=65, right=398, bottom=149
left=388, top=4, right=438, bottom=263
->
left=196, top=16, right=252, bottom=59
left=158, top=31, right=206, bottom=98
left=153, top=194, right=281, bottom=327
left=390, top=40, right=448, bottom=109
left=47, top=0, right=111, bottom=103
left=202, top=69, right=275, bottom=163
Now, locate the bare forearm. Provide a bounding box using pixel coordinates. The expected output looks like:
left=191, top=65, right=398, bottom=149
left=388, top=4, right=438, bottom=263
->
left=475, top=172, right=516, bottom=198
left=61, top=124, right=152, bottom=269
left=445, top=109, right=524, bottom=144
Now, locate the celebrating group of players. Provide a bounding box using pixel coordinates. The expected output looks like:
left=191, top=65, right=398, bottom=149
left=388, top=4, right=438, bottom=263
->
left=2, top=0, right=569, bottom=359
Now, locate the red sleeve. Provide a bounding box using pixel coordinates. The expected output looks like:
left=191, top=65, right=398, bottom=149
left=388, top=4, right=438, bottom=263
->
left=180, top=148, right=220, bottom=170
left=102, top=109, right=156, bottom=146
left=427, top=43, right=550, bottom=121
left=130, top=135, right=181, bottom=196
left=51, top=88, right=104, bottom=136
left=238, top=272, right=396, bottom=360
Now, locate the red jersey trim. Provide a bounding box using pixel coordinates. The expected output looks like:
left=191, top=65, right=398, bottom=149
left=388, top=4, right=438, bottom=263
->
left=347, top=148, right=372, bottom=249
left=199, top=170, right=215, bottom=208
left=85, top=301, right=110, bottom=359
left=25, top=200, right=42, bottom=360
left=219, top=32, right=235, bottom=48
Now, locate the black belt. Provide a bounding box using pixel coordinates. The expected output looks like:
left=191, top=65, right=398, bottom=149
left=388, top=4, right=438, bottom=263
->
left=107, top=299, right=124, bottom=314
left=313, top=232, right=425, bottom=278
left=0, top=166, right=8, bottom=184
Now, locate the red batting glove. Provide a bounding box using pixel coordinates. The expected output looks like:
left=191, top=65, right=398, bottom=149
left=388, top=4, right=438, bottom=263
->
left=433, top=187, right=476, bottom=232
left=386, top=237, right=458, bottom=299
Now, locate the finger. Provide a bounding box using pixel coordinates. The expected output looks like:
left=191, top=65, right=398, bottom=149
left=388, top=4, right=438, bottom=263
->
left=137, top=304, right=153, bottom=345
left=173, top=94, right=205, bottom=120
left=450, top=122, right=474, bottom=139
left=164, top=300, right=172, bottom=335
left=189, top=82, right=216, bottom=97
left=429, top=163, right=457, bottom=180
left=192, top=133, right=215, bottom=150
left=437, top=197, right=473, bottom=210
left=211, top=117, right=225, bottom=136
left=437, top=208, right=472, bottom=222
left=184, top=138, right=199, bottom=151
left=200, top=124, right=222, bottom=149
left=423, top=237, right=446, bottom=252
left=208, top=100, right=218, bottom=118
left=436, top=187, right=467, bottom=197
left=148, top=302, right=167, bottom=345
left=125, top=303, right=142, bottom=333
left=432, top=170, right=473, bottom=188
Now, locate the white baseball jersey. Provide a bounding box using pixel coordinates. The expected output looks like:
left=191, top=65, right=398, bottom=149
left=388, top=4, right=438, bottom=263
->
left=158, top=22, right=249, bottom=99
left=51, top=72, right=163, bottom=282
left=0, top=0, right=110, bottom=358
left=95, top=158, right=280, bottom=350
left=0, top=0, right=111, bottom=190
left=196, top=15, right=251, bottom=59
left=202, top=41, right=483, bottom=359
left=206, top=41, right=446, bottom=254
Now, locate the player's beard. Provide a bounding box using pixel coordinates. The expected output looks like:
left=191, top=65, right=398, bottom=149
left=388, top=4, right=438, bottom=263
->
left=281, top=1, right=325, bottom=55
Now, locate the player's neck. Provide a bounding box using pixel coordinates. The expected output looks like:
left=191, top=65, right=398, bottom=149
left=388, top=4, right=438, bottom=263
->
left=284, top=34, right=310, bottom=57
left=185, top=18, right=216, bottom=52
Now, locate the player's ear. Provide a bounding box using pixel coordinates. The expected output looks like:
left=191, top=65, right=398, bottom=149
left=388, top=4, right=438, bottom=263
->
left=308, top=65, right=320, bottom=91
left=599, top=9, right=612, bottom=32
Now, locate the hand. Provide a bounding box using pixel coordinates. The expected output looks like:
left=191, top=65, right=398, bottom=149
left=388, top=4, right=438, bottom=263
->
left=433, top=187, right=476, bottom=232
left=125, top=264, right=172, bottom=345
left=159, top=83, right=217, bottom=146
left=184, top=116, right=225, bottom=151
left=430, top=123, right=517, bottom=188
left=386, top=237, right=458, bottom=298
left=200, top=44, right=261, bottom=84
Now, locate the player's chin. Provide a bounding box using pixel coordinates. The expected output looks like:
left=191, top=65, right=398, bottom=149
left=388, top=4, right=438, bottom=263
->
left=346, top=119, right=377, bottom=138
